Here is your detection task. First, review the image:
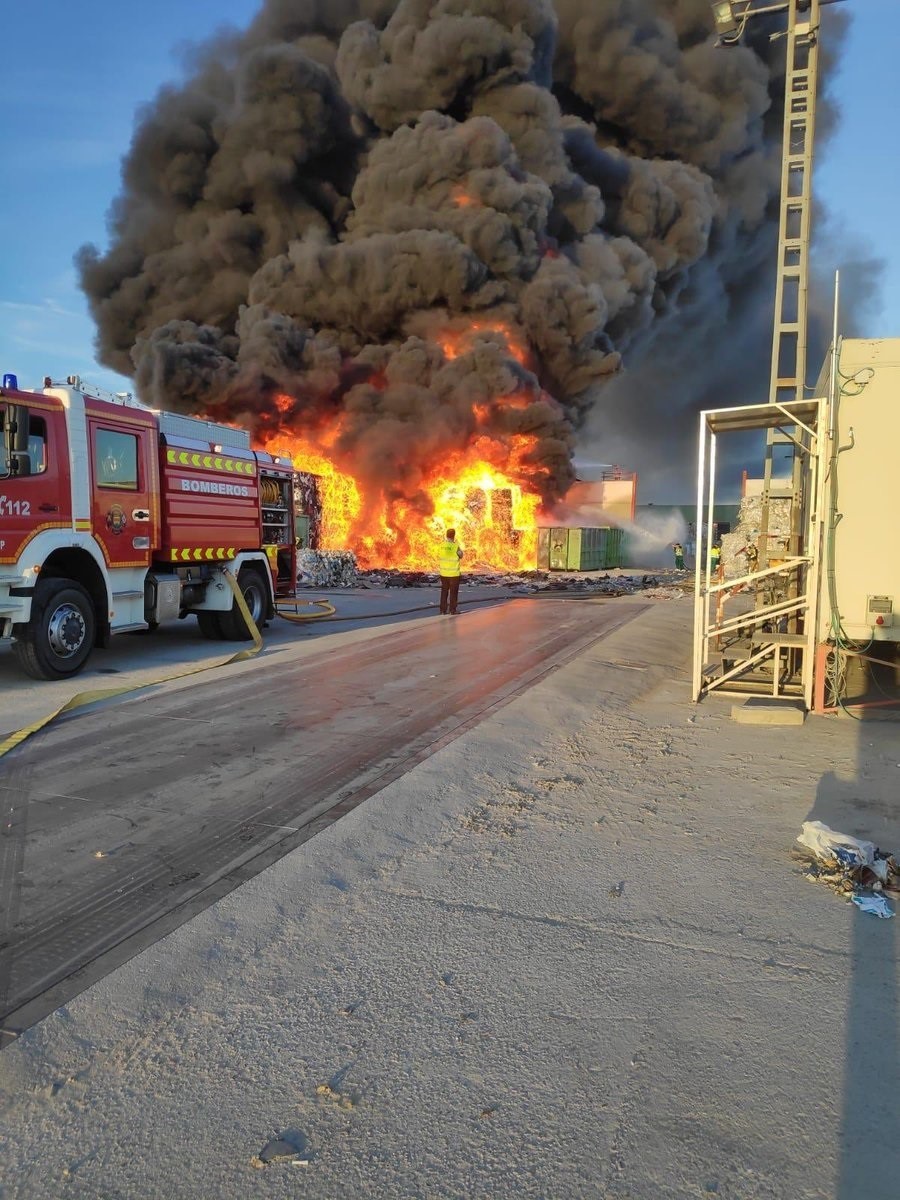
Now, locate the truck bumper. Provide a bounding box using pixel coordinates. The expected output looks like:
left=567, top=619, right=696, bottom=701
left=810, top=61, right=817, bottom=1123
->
left=0, top=576, right=31, bottom=638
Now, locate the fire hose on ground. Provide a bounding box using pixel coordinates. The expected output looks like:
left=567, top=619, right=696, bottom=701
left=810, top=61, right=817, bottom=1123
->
left=0, top=571, right=262, bottom=760
left=275, top=598, right=336, bottom=622
left=276, top=592, right=528, bottom=624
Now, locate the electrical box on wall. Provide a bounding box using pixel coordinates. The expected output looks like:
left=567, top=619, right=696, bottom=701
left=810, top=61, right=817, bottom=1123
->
left=867, top=595, right=893, bottom=629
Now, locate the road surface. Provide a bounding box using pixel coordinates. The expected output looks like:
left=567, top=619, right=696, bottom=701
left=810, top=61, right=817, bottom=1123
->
left=0, top=596, right=645, bottom=1037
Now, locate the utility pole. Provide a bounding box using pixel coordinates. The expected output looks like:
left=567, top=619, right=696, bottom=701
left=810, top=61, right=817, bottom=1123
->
left=758, top=0, right=821, bottom=579
left=711, top=0, right=826, bottom=590
left=690, top=0, right=837, bottom=707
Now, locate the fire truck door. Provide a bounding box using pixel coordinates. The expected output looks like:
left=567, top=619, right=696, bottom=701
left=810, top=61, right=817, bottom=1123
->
left=0, top=406, right=68, bottom=564
left=87, top=417, right=157, bottom=569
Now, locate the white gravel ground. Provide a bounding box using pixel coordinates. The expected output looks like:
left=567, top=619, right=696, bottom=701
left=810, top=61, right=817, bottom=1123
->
left=1, top=599, right=898, bottom=1199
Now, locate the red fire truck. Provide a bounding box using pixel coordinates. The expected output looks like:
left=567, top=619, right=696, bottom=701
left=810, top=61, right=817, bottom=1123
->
left=0, top=373, right=296, bottom=679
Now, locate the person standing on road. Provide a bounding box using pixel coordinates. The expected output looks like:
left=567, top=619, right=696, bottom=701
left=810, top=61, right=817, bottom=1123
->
left=439, top=528, right=464, bottom=615
left=710, top=542, right=721, bottom=577
left=673, top=542, right=685, bottom=570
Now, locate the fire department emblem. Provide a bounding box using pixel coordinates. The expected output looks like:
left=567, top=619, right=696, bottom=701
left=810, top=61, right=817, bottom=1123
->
left=106, top=504, right=128, bottom=535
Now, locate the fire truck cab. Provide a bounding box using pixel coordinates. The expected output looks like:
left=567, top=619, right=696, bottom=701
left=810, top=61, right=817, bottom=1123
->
left=0, top=373, right=296, bottom=679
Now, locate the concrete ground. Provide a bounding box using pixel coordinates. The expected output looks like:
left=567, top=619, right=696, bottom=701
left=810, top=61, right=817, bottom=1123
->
left=1, top=594, right=640, bottom=1031
left=1, top=598, right=898, bottom=1199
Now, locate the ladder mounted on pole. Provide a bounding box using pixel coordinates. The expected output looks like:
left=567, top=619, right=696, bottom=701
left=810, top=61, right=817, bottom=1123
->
left=692, top=0, right=829, bottom=709
left=759, top=0, right=821, bottom=569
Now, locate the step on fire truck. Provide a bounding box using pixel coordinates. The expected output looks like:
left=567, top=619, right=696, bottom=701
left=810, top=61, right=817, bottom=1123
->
left=0, top=373, right=297, bottom=679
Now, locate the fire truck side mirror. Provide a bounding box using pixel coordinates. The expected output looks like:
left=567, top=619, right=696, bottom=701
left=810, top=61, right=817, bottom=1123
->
left=3, top=404, right=31, bottom=476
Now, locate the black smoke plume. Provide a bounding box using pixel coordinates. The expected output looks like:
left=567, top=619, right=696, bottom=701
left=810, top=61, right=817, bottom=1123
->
left=78, top=0, right=838, bottom=527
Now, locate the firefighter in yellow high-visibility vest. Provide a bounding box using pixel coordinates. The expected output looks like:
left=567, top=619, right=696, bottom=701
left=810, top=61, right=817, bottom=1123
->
left=438, top=528, right=464, bottom=615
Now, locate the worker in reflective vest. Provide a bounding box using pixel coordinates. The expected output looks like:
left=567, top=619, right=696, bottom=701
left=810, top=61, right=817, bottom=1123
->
left=439, top=527, right=464, bottom=615
left=710, top=542, right=721, bottom=576
left=673, top=542, right=685, bottom=570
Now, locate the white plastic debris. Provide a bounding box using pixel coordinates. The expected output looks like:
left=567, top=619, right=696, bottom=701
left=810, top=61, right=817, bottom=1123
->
left=871, top=858, right=891, bottom=884
left=851, top=893, right=894, bottom=919
left=796, top=821, right=876, bottom=868
left=297, top=549, right=358, bottom=588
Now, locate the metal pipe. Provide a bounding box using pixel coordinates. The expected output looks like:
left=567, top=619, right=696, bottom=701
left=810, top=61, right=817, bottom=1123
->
left=734, top=0, right=842, bottom=17
left=804, top=398, right=829, bottom=709
left=830, top=271, right=840, bottom=441
left=692, top=414, right=709, bottom=701
left=824, top=272, right=844, bottom=653
left=705, top=431, right=717, bottom=599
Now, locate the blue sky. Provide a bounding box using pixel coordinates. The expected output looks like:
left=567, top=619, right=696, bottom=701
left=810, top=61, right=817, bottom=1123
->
left=1, top=0, right=897, bottom=398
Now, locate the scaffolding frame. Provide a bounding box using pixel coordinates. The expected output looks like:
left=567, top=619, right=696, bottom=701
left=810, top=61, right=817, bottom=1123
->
left=692, top=397, right=827, bottom=709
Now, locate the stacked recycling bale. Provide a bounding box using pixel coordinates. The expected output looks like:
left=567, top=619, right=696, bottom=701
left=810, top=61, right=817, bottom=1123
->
left=721, top=496, right=791, bottom=579
left=491, top=490, right=520, bottom=550
left=297, top=549, right=358, bottom=587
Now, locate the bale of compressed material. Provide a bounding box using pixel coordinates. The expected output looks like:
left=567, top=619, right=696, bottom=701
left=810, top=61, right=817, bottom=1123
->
left=466, top=487, right=487, bottom=523
left=491, top=489, right=521, bottom=549
left=293, top=472, right=322, bottom=548
left=721, top=496, right=791, bottom=579
left=297, top=549, right=357, bottom=587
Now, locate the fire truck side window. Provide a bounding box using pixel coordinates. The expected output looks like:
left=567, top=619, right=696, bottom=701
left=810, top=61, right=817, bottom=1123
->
left=28, top=419, right=47, bottom=474
left=95, top=428, right=138, bottom=490
left=0, top=412, right=47, bottom=477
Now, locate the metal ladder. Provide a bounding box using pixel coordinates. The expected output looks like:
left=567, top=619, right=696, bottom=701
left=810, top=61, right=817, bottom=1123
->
left=758, top=0, right=821, bottom=571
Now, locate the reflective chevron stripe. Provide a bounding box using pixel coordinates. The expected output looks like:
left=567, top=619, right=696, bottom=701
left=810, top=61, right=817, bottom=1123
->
left=170, top=547, right=237, bottom=561
left=166, top=448, right=255, bottom=475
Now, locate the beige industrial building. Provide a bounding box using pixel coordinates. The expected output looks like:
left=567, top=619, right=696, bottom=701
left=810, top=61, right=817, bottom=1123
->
left=692, top=337, right=899, bottom=712
left=816, top=338, right=899, bottom=645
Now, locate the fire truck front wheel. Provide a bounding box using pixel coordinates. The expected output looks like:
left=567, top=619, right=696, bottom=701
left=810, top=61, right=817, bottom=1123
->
left=13, top=578, right=96, bottom=680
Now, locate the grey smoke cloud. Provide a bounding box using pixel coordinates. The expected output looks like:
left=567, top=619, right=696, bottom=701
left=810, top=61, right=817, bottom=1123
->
left=77, top=0, right=844, bottom=524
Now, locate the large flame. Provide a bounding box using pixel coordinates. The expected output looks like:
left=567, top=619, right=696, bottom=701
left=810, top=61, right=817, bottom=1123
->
left=259, top=426, right=542, bottom=572
left=438, top=321, right=529, bottom=366
left=257, top=319, right=553, bottom=571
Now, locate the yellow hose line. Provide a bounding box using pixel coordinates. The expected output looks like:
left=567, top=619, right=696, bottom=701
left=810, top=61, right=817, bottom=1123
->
left=275, top=598, right=337, bottom=622
left=279, top=593, right=525, bottom=624
left=0, top=571, right=262, bottom=761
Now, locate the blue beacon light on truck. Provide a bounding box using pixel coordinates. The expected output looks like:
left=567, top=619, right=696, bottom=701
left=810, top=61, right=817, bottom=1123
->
left=2, top=373, right=18, bottom=389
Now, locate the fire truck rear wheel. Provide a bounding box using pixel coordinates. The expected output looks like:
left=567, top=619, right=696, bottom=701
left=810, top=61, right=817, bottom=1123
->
left=196, top=611, right=226, bottom=640
left=219, top=566, right=268, bottom=641
left=12, top=578, right=96, bottom=680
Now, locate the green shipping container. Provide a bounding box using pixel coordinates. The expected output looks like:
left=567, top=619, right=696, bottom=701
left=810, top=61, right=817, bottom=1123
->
left=540, top=526, right=624, bottom=571
left=565, top=528, right=582, bottom=570
left=571, top=527, right=603, bottom=571
left=548, top=528, right=569, bottom=570
left=537, top=527, right=551, bottom=570
left=598, top=527, right=624, bottom=569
